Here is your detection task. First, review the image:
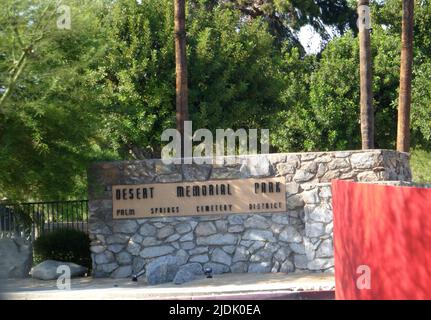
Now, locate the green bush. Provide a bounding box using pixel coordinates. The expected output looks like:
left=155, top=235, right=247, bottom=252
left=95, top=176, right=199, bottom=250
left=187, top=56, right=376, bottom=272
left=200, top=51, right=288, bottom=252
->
left=33, top=229, right=91, bottom=269
left=410, top=149, right=431, bottom=183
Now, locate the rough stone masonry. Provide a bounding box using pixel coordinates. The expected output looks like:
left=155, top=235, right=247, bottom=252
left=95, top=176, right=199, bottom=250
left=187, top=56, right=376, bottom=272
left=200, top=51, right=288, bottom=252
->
left=87, top=150, right=411, bottom=278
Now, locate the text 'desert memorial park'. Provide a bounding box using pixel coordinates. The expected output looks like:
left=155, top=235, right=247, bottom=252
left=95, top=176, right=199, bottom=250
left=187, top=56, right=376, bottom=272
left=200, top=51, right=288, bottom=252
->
left=113, top=177, right=286, bottom=218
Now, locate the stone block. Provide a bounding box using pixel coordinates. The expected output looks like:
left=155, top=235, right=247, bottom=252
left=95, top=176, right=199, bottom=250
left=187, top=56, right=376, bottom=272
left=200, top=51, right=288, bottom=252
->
left=0, top=238, right=32, bottom=279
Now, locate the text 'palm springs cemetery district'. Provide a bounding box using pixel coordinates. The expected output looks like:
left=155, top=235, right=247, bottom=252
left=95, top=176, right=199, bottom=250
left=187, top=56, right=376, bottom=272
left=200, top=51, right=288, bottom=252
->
left=112, top=177, right=286, bottom=218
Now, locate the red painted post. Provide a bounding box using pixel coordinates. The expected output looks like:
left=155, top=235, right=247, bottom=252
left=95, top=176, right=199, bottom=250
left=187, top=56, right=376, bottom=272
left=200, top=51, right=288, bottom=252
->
left=332, top=180, right=431, bottom=299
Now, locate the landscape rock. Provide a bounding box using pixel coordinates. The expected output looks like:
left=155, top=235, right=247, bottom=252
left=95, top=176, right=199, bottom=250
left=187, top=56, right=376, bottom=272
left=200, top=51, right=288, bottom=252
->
left=179, top=263, right=203, bottom=275
left=173, top=269, right=196, bottom=285
left=95, top=251, right=115, bottom=264
left=140, top=245, right=175, bottom=258
left=294, top=254, right=308, bottom=269
left=244, top=216, right=269, bottom=229
left=228, top=225, right=245, bottom=233
left=215, top=220, right=228, bottom=233
left=145, top=256, right=179, bottom=285
left=230, top=262, right=248, bottom=273
left=351, top=152, right=379, bottom=169
left=0, top=238, right=32, bottom=279
left=117, top=251, right=132, bottom=265
left=195, top=222, right=217, bottom=236
left=280, top=260, right=295, bottom=273
left=175, top=249, right=189, bottom=265
left=126, top=241, right=141, bottom=255
left=182, top=165, right=212, bottom=181
left=113, top=220, right=138, bottom=234
left=274, top=247, right=291, bottom=262
left=108, top=244, right=124, bottom=253
left=139, top=224, right=157, bottom=237
left=90, top=245, right=106, bottom=254
left=305, top=222, right=326, bottom=238
left=307, top=258, right=334, bottom=271
left=286, top=194, right=304, bottom=209
left=175, top=223, right=192, bottom=234
left=142, top=237, right=162, bottom=246
left=248, top=262, right=271, bottom=273
left=132, top=257, right=145, bottom=274
left=98, top=262, right=119, bottom=274
left=279, top=226, right=302, bottom=243
left=293, top=170, right=315, bottom=183
left=190, top=254, right=209, bottom=263
left=242, top=230, right=275, bottom=242
left=316, top=239, right=333, bottom=258
left=157, top=226, right=175, bottom=239
left=245, top=156, right=271, bottom=177
left=203, top=262, right=229, bottom=274
left=31, top=260, right=87, bottom=280
left=196, top=234, right=237, bottom=246
left=211, top=248, right=232, bottom=266
left=106, top=234, right=129, bottom=245
left=111, top=265, right=132, bottom=278
left=233, top=247, right=250, bottom=262
left=277, top=163, right=296, bottom=175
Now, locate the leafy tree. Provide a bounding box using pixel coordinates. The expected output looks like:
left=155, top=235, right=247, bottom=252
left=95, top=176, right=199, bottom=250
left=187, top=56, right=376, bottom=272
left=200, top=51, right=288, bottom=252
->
left=90, top=0, right=176, bottom=159
left=188, top=4, right=284, bottom=131
left=374, top=0, right=431, bottom=149
left=411, top=60, right=431, bottom=149
left=272, top=0, right=431, bottom=154
left=272, top=27, right=402, bottom=152
left=2, top=0, right=430, bottom=200
left=0, top=0, right=112, bottom=200
left=269, top=48, right=317, bottom=151
left=213, top=0, right=356, bottom=48
left=94, top=0, right=285, bottom=158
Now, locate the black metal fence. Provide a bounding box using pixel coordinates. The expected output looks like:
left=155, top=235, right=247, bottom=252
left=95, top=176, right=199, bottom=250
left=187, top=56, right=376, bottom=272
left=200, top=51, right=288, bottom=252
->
left=0, top=200, right=88, bottom=240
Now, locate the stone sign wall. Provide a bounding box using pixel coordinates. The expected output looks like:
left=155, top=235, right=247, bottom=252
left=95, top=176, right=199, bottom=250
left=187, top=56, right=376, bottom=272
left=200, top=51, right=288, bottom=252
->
left=88, top=150, right=411, bottom=278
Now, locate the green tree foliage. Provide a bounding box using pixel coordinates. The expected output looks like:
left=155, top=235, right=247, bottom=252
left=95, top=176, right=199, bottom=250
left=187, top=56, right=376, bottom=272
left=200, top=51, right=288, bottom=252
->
left=95, top=0, right=285, bottom=158
left=1, top=0, right=431, bottom=200
left=411, top=60, right=431, bottom=149
left=269, top=48, right=317, bottom=151
left=0, top=0, right=112, bottom=200
left=213, top=0, right=356, bottom=47
left=188, top=5, right=284, bottom=131
left=90, top=0, right=176, bottom=159
left=410, top=149, right=431, bottom=183
left=371, top=0, right=431, bottom=149
left=272, top=0, right=431, bottom=153
left=272, top=27, right=402, bottom=151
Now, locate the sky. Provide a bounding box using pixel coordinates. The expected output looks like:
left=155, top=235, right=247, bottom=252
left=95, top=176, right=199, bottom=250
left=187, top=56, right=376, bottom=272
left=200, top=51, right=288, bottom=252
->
left=298, top=25, right=324, bottom=54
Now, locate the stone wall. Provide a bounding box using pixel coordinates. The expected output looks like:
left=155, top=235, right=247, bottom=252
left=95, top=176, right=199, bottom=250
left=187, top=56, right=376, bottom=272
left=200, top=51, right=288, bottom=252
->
left=88, top=150, right=411, bottom=278
left=0, top=238, right=32, bottom=279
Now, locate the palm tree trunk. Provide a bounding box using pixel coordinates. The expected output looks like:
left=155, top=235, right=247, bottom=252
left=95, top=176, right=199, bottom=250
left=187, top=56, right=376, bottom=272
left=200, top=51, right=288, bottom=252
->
left=358, top=0, right=374, bottom=149
left=397, top=0, right=414, bottom=153
left=174, top=0, right=188, bottom=156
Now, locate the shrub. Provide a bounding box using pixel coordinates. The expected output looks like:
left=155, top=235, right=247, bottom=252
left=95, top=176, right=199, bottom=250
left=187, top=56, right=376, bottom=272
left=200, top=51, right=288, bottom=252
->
left=33, top=229, right=91, bottom=268
left=411, top=149, right=431, bottom=183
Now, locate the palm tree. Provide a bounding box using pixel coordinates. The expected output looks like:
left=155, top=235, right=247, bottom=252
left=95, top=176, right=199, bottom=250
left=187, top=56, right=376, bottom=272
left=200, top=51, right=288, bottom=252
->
left=397, top=0, right=414, bottom=153
left=358, top=0, right=374, bottom=149
left=174, top=0, right=188, bottom=156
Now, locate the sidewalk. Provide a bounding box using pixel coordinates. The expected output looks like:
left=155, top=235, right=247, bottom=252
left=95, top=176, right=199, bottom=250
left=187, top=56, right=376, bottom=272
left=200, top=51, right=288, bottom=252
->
left=0, top=273, right=334, bottom=300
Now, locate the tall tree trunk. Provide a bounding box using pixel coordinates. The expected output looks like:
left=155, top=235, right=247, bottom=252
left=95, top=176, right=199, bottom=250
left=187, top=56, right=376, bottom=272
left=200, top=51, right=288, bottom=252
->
left=174, top=0, right=188, bottom=156
left=397, top=0, right=414, bottom=153
left=358, top=0, right=374, bottom=149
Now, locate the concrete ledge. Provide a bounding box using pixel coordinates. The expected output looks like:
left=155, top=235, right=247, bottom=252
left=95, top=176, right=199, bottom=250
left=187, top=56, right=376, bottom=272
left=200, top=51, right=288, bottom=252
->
left=0, top=273, right=334, bottom=300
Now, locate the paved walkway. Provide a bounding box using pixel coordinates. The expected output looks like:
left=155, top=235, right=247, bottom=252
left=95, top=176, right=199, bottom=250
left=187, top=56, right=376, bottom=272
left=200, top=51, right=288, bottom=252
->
left=0, top=273, right=334, bottom=300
